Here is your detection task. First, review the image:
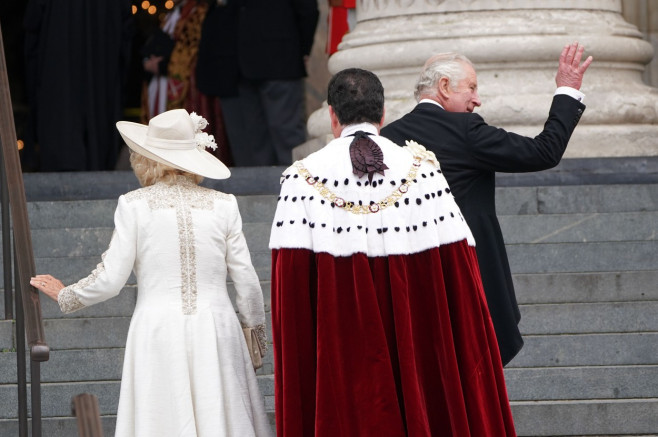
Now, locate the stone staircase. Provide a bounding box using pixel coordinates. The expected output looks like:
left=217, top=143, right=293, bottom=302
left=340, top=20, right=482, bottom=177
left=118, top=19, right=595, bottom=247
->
left=0, top=159, right=657, bottom=436
left=497, top=184, right=658, bottom=436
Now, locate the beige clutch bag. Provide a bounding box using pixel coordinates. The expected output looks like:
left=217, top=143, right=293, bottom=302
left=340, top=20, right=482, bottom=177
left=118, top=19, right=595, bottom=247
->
left=242, top=327, right=264, bottom=370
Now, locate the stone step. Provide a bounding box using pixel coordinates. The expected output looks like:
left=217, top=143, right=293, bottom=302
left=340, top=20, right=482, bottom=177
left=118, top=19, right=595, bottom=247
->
left=510, top=398, right=658, bottom=436
left=0, top=349, right=123, bottom=385
left=0, top=417, right=117, bottom=437
left=42, top=318, right=130, bottom=350
left=499, top=211, right=658, bottom=244
left=513, top=271, right=658, bottom=305
left=509, top=333, right=658, bottom=368
left=519, top=301, right=658, bottom=335
left=0, top=320, right=12, bottom=350
left=495, top=184, right=658, bottom=216
left=508, top=241, right=658, bottom=274
left=504, top=365, right=658, bottom=401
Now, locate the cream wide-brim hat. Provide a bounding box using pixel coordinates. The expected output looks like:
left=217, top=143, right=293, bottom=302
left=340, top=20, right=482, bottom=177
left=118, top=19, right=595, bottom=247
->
left=116, top=109, right=230, bottom=180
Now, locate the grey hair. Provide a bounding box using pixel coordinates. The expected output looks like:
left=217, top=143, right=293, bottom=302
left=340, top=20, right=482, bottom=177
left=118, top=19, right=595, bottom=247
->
left=414, top=53, right=474, bottom=101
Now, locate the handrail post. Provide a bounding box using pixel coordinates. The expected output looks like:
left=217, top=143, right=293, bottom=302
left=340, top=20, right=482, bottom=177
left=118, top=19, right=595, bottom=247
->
left=72, top=393, right=104, bottom=437
left=15, top=248, right=28, bottom=437
left=31, top=360, right=43, bottom=437
left=16, top=266, right=43, bottom=437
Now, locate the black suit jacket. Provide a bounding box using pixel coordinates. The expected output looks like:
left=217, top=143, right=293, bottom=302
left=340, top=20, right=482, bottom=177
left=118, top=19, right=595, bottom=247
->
left=196, top=0, right=319, bottom=97
left=381, top=95, right=585, bottom=365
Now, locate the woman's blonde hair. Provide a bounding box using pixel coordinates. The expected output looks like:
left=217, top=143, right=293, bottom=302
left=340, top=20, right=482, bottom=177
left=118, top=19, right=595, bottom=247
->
left=130, top=152, right=203, bottom=187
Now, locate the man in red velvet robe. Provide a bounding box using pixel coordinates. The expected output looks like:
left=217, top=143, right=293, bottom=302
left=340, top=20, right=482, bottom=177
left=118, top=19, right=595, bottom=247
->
left=269, top=68, right=517, bottom=437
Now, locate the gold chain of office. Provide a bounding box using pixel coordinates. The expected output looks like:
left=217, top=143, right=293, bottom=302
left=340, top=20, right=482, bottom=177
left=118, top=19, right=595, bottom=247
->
left=293, top=156, right=422, bottom=215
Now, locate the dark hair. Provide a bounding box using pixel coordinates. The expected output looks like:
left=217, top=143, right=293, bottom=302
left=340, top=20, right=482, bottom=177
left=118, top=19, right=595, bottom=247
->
left=327, top=68, right=384, bottom=126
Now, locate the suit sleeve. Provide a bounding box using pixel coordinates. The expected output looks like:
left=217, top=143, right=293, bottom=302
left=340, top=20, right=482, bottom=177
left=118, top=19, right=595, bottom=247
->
left=464, top=94, right=585, bottom=173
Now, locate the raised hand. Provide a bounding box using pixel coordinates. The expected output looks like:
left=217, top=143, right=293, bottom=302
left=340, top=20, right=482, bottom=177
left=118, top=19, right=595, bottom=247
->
left=555, top=42, right=593, bottom=90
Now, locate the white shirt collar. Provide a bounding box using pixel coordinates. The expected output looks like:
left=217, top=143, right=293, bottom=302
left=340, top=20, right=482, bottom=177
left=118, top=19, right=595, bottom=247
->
left=419, top=99, right=444, bottom=109
left=340, top=123, right=379, bottom=138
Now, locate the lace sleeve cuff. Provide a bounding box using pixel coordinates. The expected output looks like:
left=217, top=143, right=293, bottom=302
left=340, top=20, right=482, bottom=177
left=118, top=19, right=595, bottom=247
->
left=57, top=287, right=86, bottom=314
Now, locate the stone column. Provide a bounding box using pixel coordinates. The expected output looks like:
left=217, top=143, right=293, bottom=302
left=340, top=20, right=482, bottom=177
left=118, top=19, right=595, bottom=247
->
left=301, top=0, right=658, bottom=159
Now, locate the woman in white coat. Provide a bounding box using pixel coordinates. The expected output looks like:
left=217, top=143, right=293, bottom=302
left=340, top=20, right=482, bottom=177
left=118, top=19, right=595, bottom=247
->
left=31, top=109, right=271, bottom=437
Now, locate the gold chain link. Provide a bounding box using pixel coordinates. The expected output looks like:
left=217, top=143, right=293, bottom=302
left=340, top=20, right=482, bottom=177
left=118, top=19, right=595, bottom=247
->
left=294, top=156, right=422, bottom=215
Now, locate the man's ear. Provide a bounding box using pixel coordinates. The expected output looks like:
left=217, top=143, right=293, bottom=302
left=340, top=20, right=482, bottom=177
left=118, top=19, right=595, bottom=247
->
left=328, top=106, right=342, bottom=138
left=437, top=77, right=452, bottom=100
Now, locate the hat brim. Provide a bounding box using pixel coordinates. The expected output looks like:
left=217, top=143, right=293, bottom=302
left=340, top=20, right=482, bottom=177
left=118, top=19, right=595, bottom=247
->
left=116, top=121, right=231, bottom=180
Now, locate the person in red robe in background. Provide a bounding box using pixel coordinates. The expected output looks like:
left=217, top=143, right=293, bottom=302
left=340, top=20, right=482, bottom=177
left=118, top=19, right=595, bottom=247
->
left=269, top=68, right=517, bottom=437
left=141, top=0, right=232, bottom=165
left=327, top=0, right=355, bottom=55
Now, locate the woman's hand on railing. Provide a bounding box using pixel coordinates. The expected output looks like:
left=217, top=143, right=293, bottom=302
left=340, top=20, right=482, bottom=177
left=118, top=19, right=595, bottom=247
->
left=30, top=274, right=65, bottom=301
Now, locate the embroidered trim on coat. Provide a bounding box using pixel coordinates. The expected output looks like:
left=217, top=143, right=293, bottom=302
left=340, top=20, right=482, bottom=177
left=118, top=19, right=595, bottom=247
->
left=125, top=180, right=224, bottom=315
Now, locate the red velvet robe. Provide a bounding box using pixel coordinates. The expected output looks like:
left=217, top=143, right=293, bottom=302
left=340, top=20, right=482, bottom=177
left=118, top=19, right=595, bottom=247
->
left=270, top=124, right=516, bottom=437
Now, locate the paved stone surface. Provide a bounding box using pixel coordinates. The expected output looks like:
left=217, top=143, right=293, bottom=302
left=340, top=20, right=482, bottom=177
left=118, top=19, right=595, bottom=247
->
left=505, top=365, right=658, bottom=400
left=513, top=271, right=658, bottom=304
left=509, top=333, right=658, bottom=368
left=519, top=301, right=658, bottom=334
left=510, top=399, right=658, bottom=436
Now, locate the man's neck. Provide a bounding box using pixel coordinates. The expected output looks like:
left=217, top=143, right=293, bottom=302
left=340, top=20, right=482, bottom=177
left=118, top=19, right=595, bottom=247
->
left=419, top=98, right=444, bottom=110
left=339, top=122, right=379, bottom=138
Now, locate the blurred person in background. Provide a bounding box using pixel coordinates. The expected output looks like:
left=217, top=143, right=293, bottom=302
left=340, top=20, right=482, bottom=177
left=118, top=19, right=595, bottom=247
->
left=196, top=0, right=318, bottom=167
left=24, top=0, right=133, bottom=171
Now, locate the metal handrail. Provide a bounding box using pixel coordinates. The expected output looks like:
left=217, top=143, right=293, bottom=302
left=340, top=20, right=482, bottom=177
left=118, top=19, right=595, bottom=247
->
left=0, top=23, right=49, bottom=437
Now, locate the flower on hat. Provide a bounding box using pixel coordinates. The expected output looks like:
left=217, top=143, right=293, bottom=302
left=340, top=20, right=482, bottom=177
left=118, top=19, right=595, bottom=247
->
left=190, top=112, right=217, bottom=151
